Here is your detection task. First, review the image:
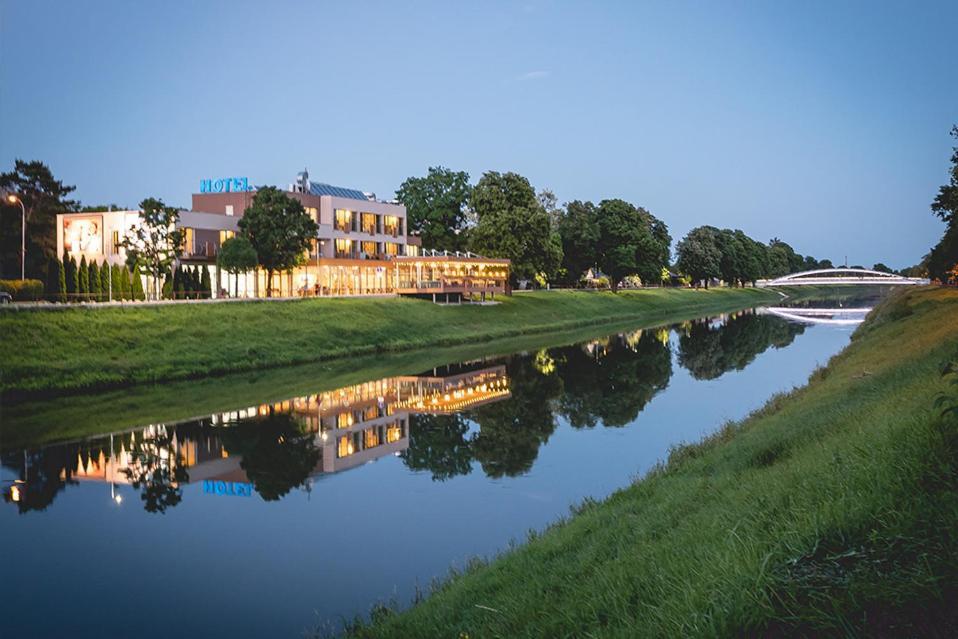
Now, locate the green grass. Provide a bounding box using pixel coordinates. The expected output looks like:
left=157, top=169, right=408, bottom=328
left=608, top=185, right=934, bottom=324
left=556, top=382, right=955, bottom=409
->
left=341, top=287, right=958, bottom=638
left=0, top=287, right=781, bottom=397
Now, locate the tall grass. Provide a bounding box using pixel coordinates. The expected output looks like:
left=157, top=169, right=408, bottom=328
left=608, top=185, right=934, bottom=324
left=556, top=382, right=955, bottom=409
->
left=341, top=287, right=958, bottom=638
left=0, top=288, right=778, bottom=397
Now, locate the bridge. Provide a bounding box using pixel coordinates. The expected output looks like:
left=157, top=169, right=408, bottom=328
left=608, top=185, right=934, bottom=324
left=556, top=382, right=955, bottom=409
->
left=762, top=306, right=872, bottom=326
left=757, top=268, right=928, bottom=287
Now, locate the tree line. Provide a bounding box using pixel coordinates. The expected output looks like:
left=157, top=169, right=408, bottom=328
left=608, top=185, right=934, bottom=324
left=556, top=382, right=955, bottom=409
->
left=396, top=167, right=842, bottom=289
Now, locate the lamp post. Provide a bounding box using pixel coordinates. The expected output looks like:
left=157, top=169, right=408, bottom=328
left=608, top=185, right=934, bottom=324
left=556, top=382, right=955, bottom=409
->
left=6, top=194, right=26, bottom=280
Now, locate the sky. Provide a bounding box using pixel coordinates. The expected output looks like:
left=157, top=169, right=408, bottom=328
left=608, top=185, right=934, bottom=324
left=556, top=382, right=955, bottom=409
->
left=1, top=0, right=956, bottom=268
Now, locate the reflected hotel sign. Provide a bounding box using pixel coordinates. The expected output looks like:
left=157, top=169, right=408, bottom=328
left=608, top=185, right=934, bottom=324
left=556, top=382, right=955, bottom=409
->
left=203, top=480, right=253, bottom=497
left=199, top=176, right=253, bottom=193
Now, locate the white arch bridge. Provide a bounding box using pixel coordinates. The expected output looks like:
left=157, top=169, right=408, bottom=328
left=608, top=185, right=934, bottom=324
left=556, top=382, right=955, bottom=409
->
left=757, top=268, right=928, bottom=287
left=760, top=306, right=872, bottom=326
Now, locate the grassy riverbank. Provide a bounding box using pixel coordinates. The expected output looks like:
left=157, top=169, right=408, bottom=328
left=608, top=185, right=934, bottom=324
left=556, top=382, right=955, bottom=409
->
left=343, top=287, right=958, bottom=638
left=0, top=287, right=779, bottom=397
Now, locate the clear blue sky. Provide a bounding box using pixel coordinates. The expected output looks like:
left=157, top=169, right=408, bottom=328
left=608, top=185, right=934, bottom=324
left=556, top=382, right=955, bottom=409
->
left=2, top=0, right=955, bottom=268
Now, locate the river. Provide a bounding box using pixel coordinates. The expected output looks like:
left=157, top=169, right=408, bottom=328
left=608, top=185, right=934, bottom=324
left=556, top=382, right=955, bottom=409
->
left=0, top=297, right=874, bottom=637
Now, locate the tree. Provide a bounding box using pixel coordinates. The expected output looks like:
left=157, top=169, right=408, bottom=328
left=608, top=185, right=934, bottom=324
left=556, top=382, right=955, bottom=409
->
left=597, top=199, right=670, bottom=291
left=734, top=230, right=765, bottom=285
left=45, top=255, right=59, bottom=299
left=0, top=160, right=78, bottom=279
left=818, top=258, right=834, bottom=269
left=98, top=261, right=110, bottom=300
left=110, top=264, right=121, bottom=300
left=468, top=171, right=562, bottom=286
left=217, top=236, right=258, bottom=297
left=130, top=261, right=145, bottom=300
left=238, top=186, right=318, bottom=297
left=714, top=229, right=746, bottom=286
left=872, top=262, right=893, bottom=273
left=556, top=200, right=600, bottom=285
left=121, top=198, right=184, bottom=301
left=395, top=167, right=472, bottom=251
left=78, top=255, right=90, bottom=301
left=119, top=265, right=131, bottom=299
left=676, top=226, right=721, bottom=287
left=928, top=126, right=958, bottom=281
left=88, top=260, right=101, bottom=302
left=200, top=265, right=211, bottom=299
left=56, top=259, right=66, bottom=303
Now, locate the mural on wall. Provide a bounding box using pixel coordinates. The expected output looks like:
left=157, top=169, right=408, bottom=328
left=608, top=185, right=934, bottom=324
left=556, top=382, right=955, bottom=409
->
left=63, top=215, right=104, bottom=255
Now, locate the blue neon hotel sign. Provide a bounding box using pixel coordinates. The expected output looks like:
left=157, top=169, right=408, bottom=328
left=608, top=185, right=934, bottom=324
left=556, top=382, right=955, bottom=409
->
left=200, top=177, right=253, bottom=193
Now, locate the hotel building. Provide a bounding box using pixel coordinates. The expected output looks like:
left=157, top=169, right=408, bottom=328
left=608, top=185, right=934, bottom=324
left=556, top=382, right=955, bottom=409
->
left=56, top=170, right=509, bottom=301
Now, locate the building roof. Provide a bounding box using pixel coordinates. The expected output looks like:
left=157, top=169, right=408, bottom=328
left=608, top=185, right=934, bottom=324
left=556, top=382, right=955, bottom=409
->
left=307, top=181, right=369, bottom=201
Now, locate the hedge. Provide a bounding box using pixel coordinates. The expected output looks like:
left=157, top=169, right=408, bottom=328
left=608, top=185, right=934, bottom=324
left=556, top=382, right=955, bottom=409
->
left=0, top=279, right=44, bottom=301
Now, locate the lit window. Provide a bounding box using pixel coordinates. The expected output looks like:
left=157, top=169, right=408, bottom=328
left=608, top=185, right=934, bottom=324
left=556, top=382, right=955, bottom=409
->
left=335, top=209, right=353, bottom=232
left=219, top=230, right=235, bottom=244
left=361, top=213, right=377, bottom=234
left=335, top=238, right=352, bottom=258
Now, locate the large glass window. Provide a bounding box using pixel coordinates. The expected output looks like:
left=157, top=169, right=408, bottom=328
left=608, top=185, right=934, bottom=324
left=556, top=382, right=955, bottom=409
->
left=335, top=209, right=353, bottom=232
left=335, top=238, right=353, bottom=258
left=360, top=241, right=378, bottom=257
left=305, top=207, right=319, bottom=224
left=385, top=242, right=400, bottom=256
left=183, top=228, right=195, bottom=254
left=361, top=213, right=377, bottom=235
left=383, top=215, right=399, bottom=236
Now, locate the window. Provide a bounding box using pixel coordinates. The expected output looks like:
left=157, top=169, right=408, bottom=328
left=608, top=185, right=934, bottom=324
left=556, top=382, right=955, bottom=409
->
left=385, top=242, right=400, bottom=256
left=183, top=228, right=195, bottom=255
left=219, top=230, right=235, bottom=244
left=305, top=207, right=318, bottom=224
left=338, top=436, right=355, bottom=458
left=405, top=244, right=420, bottom=257
left=383, top=215, right=399, bottom=236
left=112, top=230, right=121, bottom=254
left=225, top=205, right=234, bottom=216
left=335, top=209, right=353, bottom=232
left=361, top=213, right=377, bottom=234
left=361, top=241, right=378, bottom=257
left=335, top=238, right=352, bottom=258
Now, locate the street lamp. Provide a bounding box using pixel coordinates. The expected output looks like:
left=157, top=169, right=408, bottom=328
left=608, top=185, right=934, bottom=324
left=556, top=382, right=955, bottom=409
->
left=6, top=194, right=26, bottom=280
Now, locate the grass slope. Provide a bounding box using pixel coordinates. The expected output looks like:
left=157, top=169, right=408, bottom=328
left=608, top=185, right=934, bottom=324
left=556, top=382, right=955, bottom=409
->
left=344, top=287, right=958, bottom=638
left=0, top=288, right=778, bottom=397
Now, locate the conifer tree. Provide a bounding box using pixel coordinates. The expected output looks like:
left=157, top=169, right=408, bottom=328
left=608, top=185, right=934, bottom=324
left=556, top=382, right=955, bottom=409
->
left=57, top=259, right=67, bottom=303
left=200, top=265, right=212, bottom=299
left=46, top=256, right=60, bottom=300
left=131, top=262, right=145, bottom=300
left=99, top=261, right=111, bottom=300
left=78, top=255, right=90, bottom=301
left=89, top=260, right=101, bottom=302
left=110, top=264, right=122, bottom=300
left=69, top=256, right=79, bottom=301
left=120, top=266, right=131, bottom=299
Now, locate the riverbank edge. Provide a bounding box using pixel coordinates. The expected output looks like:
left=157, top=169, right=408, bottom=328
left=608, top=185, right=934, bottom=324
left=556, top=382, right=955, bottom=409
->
left=341, top=286, right=958, bottom=638
left=1, top=287, right=784, bottom=399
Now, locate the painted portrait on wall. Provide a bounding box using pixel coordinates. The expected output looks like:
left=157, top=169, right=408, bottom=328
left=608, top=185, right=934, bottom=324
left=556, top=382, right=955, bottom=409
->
left=63, top=216, right=104, bottom=255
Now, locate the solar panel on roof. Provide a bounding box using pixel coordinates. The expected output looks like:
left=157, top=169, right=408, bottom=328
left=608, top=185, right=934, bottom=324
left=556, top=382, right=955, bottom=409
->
left=308, top=182, right=368, bottom=201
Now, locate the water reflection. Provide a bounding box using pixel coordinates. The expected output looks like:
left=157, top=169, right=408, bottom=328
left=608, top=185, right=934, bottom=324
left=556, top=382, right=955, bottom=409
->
left=2, top=309, right=810, bottom=513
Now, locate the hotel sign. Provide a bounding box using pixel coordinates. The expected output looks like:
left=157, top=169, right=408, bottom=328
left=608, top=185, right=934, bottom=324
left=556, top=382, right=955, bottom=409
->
left=203, top=480, right=254, bottom=497
left=200, top=177, right=252, bottom=193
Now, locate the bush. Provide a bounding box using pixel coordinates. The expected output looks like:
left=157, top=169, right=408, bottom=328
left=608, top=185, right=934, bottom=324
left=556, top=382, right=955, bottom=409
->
left=0, top=279, right=44, bottom=301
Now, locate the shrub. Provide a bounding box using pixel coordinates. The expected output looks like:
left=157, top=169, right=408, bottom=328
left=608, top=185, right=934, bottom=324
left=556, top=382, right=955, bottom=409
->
left=0, top=278, right=44, bottom=301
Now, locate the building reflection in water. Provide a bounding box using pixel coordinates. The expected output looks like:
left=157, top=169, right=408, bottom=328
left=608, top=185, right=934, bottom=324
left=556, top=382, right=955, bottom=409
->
left=2, top=309, right=807, bottom=513
left=2, top=365, right=510, bottom=512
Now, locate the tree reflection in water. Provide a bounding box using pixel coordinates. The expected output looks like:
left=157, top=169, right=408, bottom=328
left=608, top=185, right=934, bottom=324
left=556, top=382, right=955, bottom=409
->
left=122, top=426, right=191, bottom=513
left=218, top=408, right=320, bottom=501
left=2, top=312, right=807, bottom=510
left=677, top=310, right=805, bottom=380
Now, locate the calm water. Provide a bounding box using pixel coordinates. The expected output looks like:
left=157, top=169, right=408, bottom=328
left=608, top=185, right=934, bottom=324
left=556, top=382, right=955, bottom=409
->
left=0, top=302, right=866, bottom=638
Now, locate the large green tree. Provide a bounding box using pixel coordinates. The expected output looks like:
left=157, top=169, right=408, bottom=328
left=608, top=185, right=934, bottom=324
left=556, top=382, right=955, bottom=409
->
left=556, top=200, right=600, bottom=285
left=217, top=236, right=258, bottom=297
left=676, top=226, right=722, bottom=287
left=121, top=198, right=184, bottom=300
left=238, top=187, right=318, bottom=296
left=468, top=171, right=562, bottom=286
left=0, top=160, right=78, bottom=279
left=395, top=167, right=472, bottom=251
left=595, top=199, right=670, bottom=291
